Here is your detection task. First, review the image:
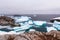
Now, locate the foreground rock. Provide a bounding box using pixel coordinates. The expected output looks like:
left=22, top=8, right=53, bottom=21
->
left=0, top=30, right=60, bottom=40
left=0, top=16, right=20, bottom=27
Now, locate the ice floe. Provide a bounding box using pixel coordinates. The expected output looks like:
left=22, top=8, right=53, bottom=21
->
left=33, top=21, right=46, bottom=27
left=15, top=16, right=31, bottom=23
left=46, top=27, right=57, bottom=32
left=53, top=21, right=60, bottom=30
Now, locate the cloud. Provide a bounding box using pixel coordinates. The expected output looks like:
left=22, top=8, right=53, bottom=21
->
left=0, top=0, right=60, bottom=14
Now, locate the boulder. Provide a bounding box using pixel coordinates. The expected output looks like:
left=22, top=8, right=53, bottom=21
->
left=0, top=30, right=60, bottom=40
left=0, top=16, right=20, bottom=27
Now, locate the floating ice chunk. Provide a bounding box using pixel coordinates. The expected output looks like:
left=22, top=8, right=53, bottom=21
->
left=15, top=16, right=31, bottom=23
left=18, top=20, right=33, bottom=26
left=19, top=23, right=24, bottom=26
left=13, top=24, right=32, bottom=32
left=28, top=20, right=33, bottom=25
left=0, top=30, right=24, bottom=34
left=53, top=21, right=60, bottom=30
left=33, top=21, right=46, bottom=25
left=29, top=29, right=36, bottom=31
left=8, top=31, right=24, bottom=34
left=13, top=27, right=25, bottom=32
left=8, top=31, right=16, bottom=34
left=0, top=31, right=8, bottom=35
left=33, top=21, right=46, bottom=27
left=0, top=26, right=13, bottom=32
left=0, top=26, right=11, bottom=29
left=46, top=27, right=57, bottom=32
left=15, top=25, right=32, bottom=30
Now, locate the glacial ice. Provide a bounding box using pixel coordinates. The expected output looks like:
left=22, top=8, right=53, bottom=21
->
left=33, top=21, right=46, bottom=27
left=15, top=16, right=31, bottom=23
left=53, top=21, right=60, bottom=30
left=46, top=27, right=57, bottom=32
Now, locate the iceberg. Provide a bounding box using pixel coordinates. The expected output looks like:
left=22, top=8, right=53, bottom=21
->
left=33, top=21, right=46, bottom=27
left=19, top=23, right=24, bottom=26
left=13, top=24, right=33, bottom=32
left=46, top=27, right=57, bottom=32
left=53, top=21, right=60, bottom=30
left=29, top=29, right=36, bottom=31
left=28, top=20, right=33, bottom=25
left=50, top=17, right=60, bottom=23
left=15, top=16, right=31, bottom=23
left=14, top=16, right=33, bottom=26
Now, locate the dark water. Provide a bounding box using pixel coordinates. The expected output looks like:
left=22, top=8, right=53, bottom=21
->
left=3, top=14, right=60, bottom=22
left=12, top=14, right=60, bottom=22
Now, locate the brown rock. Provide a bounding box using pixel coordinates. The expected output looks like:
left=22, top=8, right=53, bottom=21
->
left=0, top=16, right=20, bottom=27
left=46, top=30, right=60, bottom=40
left=0, top=31, right=60, bottom=40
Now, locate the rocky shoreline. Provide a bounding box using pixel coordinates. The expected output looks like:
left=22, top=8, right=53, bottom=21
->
left=0, top=30, right=59, bottom=40
left=0, top=16, right=20, bottom=27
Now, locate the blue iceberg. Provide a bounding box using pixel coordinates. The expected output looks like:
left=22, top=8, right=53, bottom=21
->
left=15, top=16, right=31, bottom=23
left=14, top=16, right=33, bottom=26
left=13, top=24, right=33, bottom=32
left=53, top=21, right=60, bottom=30
left=46, top=27, right=57, bottom=32
left=33, top=21, right=46, bottom=27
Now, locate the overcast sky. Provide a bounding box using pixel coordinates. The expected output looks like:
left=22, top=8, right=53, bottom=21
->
left=0, top=0, right=60, bottom=14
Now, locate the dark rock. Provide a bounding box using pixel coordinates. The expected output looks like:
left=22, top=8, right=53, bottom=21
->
left=0, top=16, right=20, bottom=27
left=50, top=17, right=60, bottom=23
left=50, top=19, right=60, bottom=23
